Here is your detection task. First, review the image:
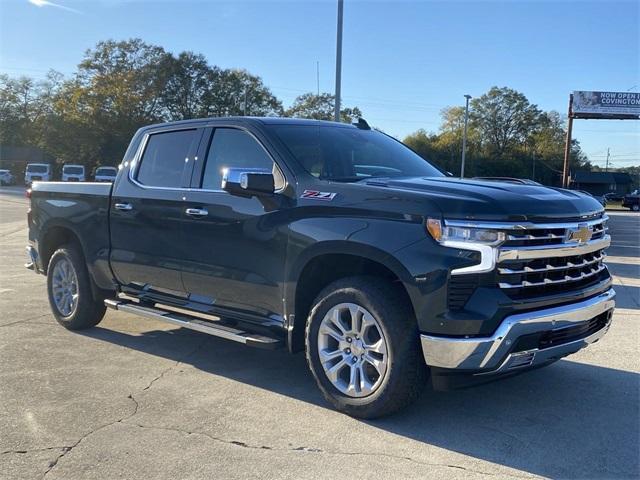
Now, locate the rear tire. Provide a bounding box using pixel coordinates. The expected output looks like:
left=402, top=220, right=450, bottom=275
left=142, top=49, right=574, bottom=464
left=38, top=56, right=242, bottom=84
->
left=632, top=204, right=639, bottom=212
left=305, top=276, right=427, bottom=418
left=47, top=244, right=106, bottom=330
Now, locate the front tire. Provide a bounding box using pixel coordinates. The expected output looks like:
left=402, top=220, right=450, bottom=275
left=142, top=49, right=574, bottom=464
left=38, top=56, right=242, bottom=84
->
left=47, top=244, right=106, bottom=330
left=305, top=276, right=427, bottom=418
left=632, top=204, right=639, bottom=212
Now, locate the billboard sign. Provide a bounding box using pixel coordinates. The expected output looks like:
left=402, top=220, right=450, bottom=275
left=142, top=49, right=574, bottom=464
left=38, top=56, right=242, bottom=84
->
left=573, top=91, right=640, bottom=117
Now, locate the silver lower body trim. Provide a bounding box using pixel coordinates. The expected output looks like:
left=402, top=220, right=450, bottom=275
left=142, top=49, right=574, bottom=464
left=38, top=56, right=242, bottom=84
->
left=421, top=288, right=615, bottom=373
left=25, top=245, right=39, bottom=272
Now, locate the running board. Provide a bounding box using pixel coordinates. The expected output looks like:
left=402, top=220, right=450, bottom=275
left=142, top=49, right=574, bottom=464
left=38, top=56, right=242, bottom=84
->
left=104, top=299, right=283, bottom=349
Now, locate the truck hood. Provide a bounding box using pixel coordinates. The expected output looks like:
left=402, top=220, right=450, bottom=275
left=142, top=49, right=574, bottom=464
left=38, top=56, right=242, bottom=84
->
left=371, top=176, right=604, bottom=222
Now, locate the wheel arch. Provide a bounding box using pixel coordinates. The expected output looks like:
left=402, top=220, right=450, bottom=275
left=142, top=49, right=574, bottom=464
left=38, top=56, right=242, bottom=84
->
left=39, top=221, right=110, bottom=301
left=286, top=242, right=416, bottom=353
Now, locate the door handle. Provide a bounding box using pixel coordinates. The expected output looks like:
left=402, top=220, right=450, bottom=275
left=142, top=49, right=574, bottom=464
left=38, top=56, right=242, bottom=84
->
left=185, top=207, right=208, bottom=217
left=114, top=202, right=133, bottom=211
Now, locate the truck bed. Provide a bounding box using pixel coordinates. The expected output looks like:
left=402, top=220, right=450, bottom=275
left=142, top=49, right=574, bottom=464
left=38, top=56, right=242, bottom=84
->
left=29, top=181, right=114, bottom=289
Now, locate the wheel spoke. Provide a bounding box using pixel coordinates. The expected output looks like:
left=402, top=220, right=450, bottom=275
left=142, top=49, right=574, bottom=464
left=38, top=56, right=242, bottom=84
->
left=347, top=305, right=361, bottom=333
left=347, top=363, right=360, bottom=395
left=365, top=338, right=387, bottom=355
left=364, top=353, right=386, bottom=376
left=359, top=310, right=375, bottom=336
left=358, top=365, right=374, bottom=395
left=329, top=307, right=347, bottom=334
left=319, top=348, right=344, bottom=364
left=325, top=358, right=347, bottom=383
left=319, top=324, right=344, bottom=343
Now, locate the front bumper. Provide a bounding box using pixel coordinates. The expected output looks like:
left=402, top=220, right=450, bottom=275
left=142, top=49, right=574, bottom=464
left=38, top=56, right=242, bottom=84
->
left=421, top=288, right=615, bottom=375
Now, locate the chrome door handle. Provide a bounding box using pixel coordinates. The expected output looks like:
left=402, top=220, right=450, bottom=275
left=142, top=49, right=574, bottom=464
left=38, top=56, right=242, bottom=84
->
left=185, top=207, right=208, bottom=217
left=114, top=202, right=133, bottom=211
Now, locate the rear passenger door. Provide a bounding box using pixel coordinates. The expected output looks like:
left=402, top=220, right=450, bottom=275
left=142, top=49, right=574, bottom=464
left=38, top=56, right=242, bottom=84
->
left=110, top=127, right=202, bottom=296
left=179, top=126, right=290, bottom=323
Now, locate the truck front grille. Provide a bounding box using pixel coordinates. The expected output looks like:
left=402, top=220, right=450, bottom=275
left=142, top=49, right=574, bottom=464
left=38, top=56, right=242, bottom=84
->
left=495, top=215, right=610, bottom=298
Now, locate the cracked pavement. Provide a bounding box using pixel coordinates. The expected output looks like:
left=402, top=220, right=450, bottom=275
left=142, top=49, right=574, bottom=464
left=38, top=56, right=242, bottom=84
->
left=1, top=187, right=638, bottom=479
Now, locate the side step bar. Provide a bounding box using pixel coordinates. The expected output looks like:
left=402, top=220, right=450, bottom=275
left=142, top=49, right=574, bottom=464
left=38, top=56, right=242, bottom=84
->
left=105, top=299, right=283, bottom=350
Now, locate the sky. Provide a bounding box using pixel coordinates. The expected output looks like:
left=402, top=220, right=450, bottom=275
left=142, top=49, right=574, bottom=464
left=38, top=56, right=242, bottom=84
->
left=1, top=0, right=639, bottom=168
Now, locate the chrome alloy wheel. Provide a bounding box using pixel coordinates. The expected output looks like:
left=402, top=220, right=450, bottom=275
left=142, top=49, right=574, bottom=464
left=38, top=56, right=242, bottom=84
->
left=51, top=258, right=79, bottom=317
left=317, top=303, right=389, bottom=398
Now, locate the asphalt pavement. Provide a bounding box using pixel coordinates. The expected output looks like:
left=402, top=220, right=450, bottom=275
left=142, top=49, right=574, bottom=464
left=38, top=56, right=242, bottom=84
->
left=1, top=186, right=638, bottom=479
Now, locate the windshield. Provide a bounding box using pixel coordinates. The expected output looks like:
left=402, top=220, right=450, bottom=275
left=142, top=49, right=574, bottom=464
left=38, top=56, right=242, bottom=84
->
left=64, top=166, right=84, bottom=174
left=27, top=165, right=48, bottom=173
left=268, top=125, right=443, bottom=181
left=96, top=167, right=116, bottom=175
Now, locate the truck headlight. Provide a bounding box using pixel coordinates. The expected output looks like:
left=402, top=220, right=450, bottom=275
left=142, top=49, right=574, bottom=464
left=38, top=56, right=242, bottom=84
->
left=426, top=218, right=506, bottom=246
left=426, top=218, right=505, bottom=275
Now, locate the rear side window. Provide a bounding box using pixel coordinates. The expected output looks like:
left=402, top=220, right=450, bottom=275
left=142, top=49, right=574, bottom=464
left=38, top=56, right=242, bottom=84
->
left=137, top=129, right=197, bottom=187
left=201, top=128, right=275, bottom=190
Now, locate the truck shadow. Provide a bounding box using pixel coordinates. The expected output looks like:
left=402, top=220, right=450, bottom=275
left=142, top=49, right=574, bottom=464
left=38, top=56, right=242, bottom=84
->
left=82, top=325, right=639, bottom=479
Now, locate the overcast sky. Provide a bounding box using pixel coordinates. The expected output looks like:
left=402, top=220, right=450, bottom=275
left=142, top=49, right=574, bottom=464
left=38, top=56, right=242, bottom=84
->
left=1, top=0, right=638, bottom=167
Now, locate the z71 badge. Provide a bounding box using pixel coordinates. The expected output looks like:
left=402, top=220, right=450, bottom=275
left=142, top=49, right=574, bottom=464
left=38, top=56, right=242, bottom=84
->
left=301, top=190, right=337, bottom=201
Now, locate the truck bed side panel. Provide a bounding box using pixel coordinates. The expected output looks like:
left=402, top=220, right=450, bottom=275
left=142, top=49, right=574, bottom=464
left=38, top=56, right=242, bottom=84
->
left=29, top=182, right=115, bottom=291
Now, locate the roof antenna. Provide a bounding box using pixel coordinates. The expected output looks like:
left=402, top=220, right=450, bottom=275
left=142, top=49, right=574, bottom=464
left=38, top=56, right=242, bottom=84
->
left=352, top=117, right=371, bottom=130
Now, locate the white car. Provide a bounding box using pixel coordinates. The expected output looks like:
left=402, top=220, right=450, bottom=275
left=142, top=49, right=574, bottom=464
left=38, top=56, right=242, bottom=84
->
left=25, top=163, right=52, bottom=185
left=94, top=166, right=118, bottom=182
left=0, top=169, right=15, bottom=186
left=62, top=164, right=85, bottom=182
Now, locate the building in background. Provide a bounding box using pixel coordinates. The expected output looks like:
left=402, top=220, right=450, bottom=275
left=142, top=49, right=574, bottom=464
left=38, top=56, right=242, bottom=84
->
left=570, top=171, right=634, bottom=196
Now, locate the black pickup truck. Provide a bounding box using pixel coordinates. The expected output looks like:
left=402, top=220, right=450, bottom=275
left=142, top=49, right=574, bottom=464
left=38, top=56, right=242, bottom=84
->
left=26, top=117, right=615, bottom=418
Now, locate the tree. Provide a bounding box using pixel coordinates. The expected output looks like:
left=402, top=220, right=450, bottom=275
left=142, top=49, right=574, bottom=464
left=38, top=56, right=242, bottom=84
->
left=207, top=69, right=283, bottom=117
left=285, top=92, right=362, bottom=122
left=403, top=87, right=591, bottom=185
left=161, top=52, right=220, bottom=120
left=0, top=72, right=62, bottom=147
left=471, top=86, right=542, bottom=157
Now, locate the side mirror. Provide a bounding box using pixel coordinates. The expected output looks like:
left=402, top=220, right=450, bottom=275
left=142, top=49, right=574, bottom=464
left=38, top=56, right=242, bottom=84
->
left=222, top=168, right=275, bottom=197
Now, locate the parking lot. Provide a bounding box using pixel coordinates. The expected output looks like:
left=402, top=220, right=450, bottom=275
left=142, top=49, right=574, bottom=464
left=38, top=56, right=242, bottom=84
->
left=1, top=186, right=638, bottom=479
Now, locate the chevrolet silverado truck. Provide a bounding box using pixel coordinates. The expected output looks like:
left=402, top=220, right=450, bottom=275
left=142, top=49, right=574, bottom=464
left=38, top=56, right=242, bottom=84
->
left=26, top=117, right=615, bottom=418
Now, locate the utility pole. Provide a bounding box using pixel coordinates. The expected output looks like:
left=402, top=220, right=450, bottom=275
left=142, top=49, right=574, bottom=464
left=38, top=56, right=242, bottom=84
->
left=317, top=61, right=320, bottom=96
left=334, top=0, right=344, bottom=122
left=461, top=94, right=472, bottom=178
left=605, top=148, right=610, bottom=172
left=562, top=94, right=574, bottom=188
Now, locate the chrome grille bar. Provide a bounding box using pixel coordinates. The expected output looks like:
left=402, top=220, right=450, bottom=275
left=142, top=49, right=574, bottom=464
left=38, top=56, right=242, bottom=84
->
left=445, top=215, right=608, bottom=231
left=498, top=252, right=605, bottom=274
left=498, top=235, right=610, bottom=261
left=498, top=264, right=607, bottom=289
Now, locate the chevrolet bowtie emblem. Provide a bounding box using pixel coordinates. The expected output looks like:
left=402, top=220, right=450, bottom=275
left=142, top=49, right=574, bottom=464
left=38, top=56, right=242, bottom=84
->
left=568, top=225, right=593, bottom=244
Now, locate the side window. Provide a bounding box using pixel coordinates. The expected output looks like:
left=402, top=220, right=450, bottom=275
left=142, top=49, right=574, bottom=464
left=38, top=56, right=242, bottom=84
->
left=201, top=128, right=279, bottom=190
left=136, top=129, right=197, bottom=188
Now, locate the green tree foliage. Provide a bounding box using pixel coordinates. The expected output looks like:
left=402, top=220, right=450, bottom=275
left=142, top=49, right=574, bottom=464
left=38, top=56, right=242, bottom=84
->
left=285, top=92, right=361, bottom=123
left=0, top=39, right=284, bottom=173
left=404, top=86, right=592, bottom=186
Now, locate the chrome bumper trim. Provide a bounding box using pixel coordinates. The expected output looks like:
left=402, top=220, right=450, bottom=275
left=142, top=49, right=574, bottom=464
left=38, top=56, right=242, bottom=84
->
left=421, top=288, right=615, bottom=372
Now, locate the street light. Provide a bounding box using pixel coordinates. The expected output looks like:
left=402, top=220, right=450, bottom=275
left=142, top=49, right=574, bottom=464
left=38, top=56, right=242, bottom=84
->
left=334, top=0, right=344, bottom=122
left=461, top=94, right=472, bottom=178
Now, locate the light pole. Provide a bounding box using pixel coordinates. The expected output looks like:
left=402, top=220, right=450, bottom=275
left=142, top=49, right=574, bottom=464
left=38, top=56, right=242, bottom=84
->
left=460, top=94, right=472, bottom=178
left=334, top=0, right=344, bottom=122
